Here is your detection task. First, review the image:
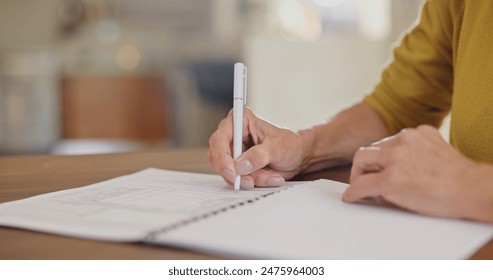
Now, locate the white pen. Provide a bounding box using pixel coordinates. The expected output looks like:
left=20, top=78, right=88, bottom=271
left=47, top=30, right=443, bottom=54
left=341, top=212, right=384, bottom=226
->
left=233, top=62, right=247, bottom=193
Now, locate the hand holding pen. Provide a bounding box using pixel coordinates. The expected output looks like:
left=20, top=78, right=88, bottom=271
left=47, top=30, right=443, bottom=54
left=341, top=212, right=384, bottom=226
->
left=207, top=63, right=306, bottom=190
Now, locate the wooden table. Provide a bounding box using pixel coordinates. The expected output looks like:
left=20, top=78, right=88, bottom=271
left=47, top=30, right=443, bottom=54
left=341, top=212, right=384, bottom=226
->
left=0, top=148, right=492, bottom=259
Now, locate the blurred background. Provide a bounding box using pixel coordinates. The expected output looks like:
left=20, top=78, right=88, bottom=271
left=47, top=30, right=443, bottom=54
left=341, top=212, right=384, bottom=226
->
left=0, top=0, right=429, bottom=156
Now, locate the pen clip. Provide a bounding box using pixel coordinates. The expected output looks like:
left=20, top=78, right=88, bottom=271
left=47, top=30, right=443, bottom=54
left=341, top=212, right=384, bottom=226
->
left=243, top=67, right=247, bottom=105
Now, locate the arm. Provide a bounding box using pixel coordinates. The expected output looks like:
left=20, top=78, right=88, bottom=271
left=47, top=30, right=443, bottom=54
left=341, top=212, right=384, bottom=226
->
left=210, top=1, right=454, bottom=186
left=365, top=0, right=459, bottom=134
left=207, top=101, right=391, bottom=188
left=299, top=101, right=391, bottom=173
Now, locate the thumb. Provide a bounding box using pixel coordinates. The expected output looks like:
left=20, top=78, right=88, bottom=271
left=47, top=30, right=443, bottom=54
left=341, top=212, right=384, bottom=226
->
left=234, top=143, right=271, bottom=176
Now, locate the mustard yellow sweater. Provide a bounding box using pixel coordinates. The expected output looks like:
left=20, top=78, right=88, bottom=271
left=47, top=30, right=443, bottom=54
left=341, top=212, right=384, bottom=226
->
left=365, top=0, right=493, bottom=163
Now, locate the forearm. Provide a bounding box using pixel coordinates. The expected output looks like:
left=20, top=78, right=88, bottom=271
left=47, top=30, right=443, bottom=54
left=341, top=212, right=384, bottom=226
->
left=298, top=101, right=391, bottom=173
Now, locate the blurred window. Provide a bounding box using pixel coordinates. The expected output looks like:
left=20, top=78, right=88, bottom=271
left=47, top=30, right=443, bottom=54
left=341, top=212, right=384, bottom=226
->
left=272, top=0, right=391, bottom=41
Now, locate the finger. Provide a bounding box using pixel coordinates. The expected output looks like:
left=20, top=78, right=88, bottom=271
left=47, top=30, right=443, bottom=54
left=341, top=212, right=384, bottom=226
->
left=240, top=175, right=255, bottom=189
left=350, top=146, right=385, bottom=183
left=206, top=149, right=213, bottom=166
left=209, top=116, right=234, bottom=161
left=223, top=174, right=255, bottom=190
left=371, top=128, right=409, bottom=148
left=248, top=169, right=285, bottom=187
left=343, top=172, right=386, bottom=202
left=242, top=108, right=256, bottom=143
left=234, top=143, right=271, bottom=175
left=207, top=149, right=234, bottom=186
left=208, top=116, right=237, bottom=182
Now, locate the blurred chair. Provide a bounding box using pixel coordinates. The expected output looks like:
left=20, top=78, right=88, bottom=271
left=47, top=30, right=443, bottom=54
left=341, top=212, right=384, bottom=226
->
left=191, top=61, right=234, bottom=109
left=53, top=75, right=169, bottom=155
left=164, top=61, right=233, bottom=147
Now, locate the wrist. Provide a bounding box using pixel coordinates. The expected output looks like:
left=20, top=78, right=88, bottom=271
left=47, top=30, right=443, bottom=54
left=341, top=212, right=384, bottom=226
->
left=460, top=163, right=493, bottom=223
left=297, top=125, right=347, bottom=174
left=296, top=127, right=316, bottom=173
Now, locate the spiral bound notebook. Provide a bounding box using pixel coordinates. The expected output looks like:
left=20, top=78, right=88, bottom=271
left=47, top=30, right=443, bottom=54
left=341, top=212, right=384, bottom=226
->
left=0, top=168, right=492, bottom=259
left=0, top=168, right=285, bottom=242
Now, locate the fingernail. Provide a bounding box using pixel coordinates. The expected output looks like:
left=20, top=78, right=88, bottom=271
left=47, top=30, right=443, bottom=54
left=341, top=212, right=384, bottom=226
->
left=359, top=146, right=381, bottom=151
left=222, top=169, right=236, bottom=183
left=371, top=140, right=381, bottom=146
left=235, top=160, right=253, bottom=175
left=241, top=176, right=255, bottom=189
left=342, top=191, right=351, bottom=202
left=267, top=176, right=285, bottom=186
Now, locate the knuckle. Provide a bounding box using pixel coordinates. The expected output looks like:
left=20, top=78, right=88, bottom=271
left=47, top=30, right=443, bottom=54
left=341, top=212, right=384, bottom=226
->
left=243, top=107, right=258, bottom=124
left=399, top=128, right=416, bottom=143
left=250, top=173, right=267, bottom=187
left=417, top=124, right=441, bottom=137
left=243, top=108, right=254, bottom=124
left=208, top=131, right=223, bottom=146
left=243, top=106, right=253, bottom=116
left=416, top=124, right=434, bottom=131
left=218, top=117, right=230, bottom=128
left=349, top=173, right=363, bottom=186
left=250, top=146, right=270, bottom=168
left=206, top=150, right=213, bottom=164
left=353, top=149, right=365, bottom=162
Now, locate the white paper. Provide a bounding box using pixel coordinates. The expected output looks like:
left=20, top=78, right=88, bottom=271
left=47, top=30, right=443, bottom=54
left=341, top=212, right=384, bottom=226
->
left=0, top=168, right=282, bottom=241
left=155, top=179, right=493, bottom=259
left=3, top=168, right=492, bottom=259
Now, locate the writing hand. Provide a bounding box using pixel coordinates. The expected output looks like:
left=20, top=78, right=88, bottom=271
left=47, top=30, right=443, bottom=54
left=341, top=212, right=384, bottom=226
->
left=207, top=107, right=308, bottom=189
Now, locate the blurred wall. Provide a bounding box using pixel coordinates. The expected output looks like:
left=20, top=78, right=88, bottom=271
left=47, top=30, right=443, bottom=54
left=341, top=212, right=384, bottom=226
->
left=0, top=0, right=62, bottom=154
left=0, top=0, right=436, bottom=155
left=246, top=0, right=423, bottom=131
left=0, top=0, right=59, bottom=47
left=0, top=0, right=246, bottom=154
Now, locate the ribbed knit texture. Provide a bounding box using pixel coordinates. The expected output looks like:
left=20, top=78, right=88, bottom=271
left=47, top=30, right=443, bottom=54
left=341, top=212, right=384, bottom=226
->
left=365, top=0, right=493, bottom=163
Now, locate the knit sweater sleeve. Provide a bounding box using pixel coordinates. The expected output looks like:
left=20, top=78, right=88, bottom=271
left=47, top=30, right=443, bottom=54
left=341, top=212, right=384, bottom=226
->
left=364, top=0, right=456, bottom=134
